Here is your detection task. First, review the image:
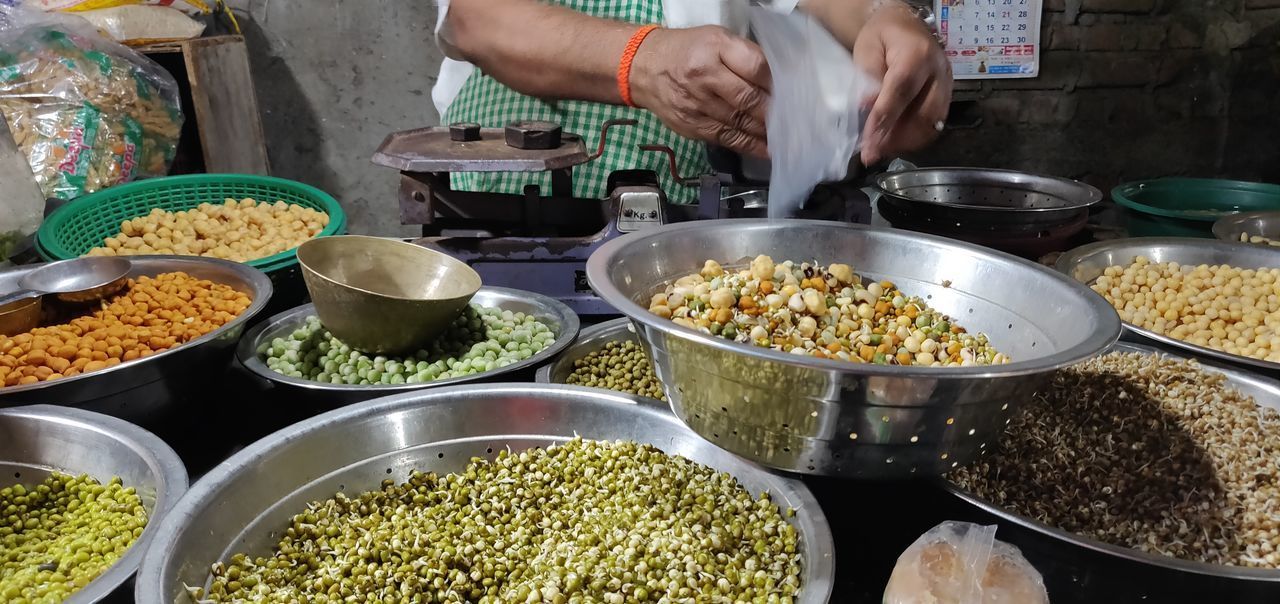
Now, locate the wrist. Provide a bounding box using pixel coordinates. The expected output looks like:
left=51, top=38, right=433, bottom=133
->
left=624, top=26, right=665, bottom=109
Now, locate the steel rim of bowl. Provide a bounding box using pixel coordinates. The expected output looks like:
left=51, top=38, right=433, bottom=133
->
left=135, top=383, right=835, bottom=603
left=942, top=341, right=1280, bottom=582
left=588, top=220, right=1122, bottom=379
left=873, top=167, right=1103, bottom=213
left=3, top=404, right=190, bottom=603
left=0, top=256, right=272, bottom=397
left=1212, top=211, right=1280, bottom=243
left=236, top=286, right=580, bottom=393
left=535, top=317, right=636, bottom=385
left=297, top=235, right=482, bottom=303
left=1056, top=237, right=1280, bottom=373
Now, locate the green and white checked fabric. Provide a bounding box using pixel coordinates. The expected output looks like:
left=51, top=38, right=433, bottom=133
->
left=442, top=0, right=708, bottom=204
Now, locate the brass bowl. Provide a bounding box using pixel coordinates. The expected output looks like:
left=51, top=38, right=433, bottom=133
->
left=0, top=296, right=41, bottom=336
left=297, top=236, right=482, bottom=355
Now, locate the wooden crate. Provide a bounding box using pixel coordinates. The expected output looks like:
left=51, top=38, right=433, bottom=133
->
left=137, top=35, right=270, bottom=175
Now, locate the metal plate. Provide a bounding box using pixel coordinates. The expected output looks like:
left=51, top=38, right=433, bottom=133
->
left=1212, top=211, right=1280, bottom=244
left=1056, top=237, right=1280, bottom=373
left=944, top=341, right=1280, bottom=583
left=0, top=257, right=273, bottom=422
left=372, top=126, right=589, bottom=172
left=1, top=404, right=188, bottom=603
left=134, top=384, right=835, bottom=604
left=236, top=286, right=580, bottom=406
left=587, top=220, right=1121, bottom=478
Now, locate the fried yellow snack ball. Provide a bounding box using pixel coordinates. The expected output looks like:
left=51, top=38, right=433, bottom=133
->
left=87, top=198, right=329, bottom=263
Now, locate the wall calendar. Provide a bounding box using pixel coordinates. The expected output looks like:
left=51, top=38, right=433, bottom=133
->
left=936, top=0, right=1043, bottom=79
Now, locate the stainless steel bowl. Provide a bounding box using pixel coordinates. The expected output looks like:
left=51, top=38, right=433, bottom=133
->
left=237, top=286, right=580, bottom=407
left=1056, top=237, right=1280, bottom=373
left=944, top=342, right=1280, bottom=596
left=134, top=384, right=835, bottom=604
left=0, top=257, right=272, bottom=425
left=1212, top=211, right=1280, bottom=245
left=535, top=317, right=656, bottom=387
left=1, top=404, right=188, bottom=603
left=587, top=220, right=1121, bottom=478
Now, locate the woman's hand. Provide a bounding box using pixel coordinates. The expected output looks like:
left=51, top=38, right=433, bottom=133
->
left=630, top=26, right=772, bottom=158
left=853, top=2, right=953, bottom=165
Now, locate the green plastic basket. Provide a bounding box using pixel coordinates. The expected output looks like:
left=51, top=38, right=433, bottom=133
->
left=36, top=174, right=347, bottom=272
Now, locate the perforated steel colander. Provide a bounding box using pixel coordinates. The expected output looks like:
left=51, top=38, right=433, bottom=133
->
left=874, top=168, right=1103, bottom=258
left=875, top=167, right=1102, bottom=217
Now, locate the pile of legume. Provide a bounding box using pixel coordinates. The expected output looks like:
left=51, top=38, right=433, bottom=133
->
left=190, top=438, right=802, bottom=603
left=261, top=306, right=554, bottom=385
left=566, top=340, right=666, bottom=400
left=0, top=473, right=147, bottom=602
left=87, top=198, right=329, bottom=262
left=951, top=352, right=1280, bottom=568
left=0, top=272, right=251, bottom=387
left=649, top=256, right=1007, bottom=366
left=1092, top=256, right=1280, bottom=362
left=1237, top=233, right=1280, bottom=247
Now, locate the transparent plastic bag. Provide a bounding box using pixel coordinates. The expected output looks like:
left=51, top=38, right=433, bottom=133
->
left=0, top=111, right=45, bottom=262
left=748, top=7, right=878, bottom=219
left=0, top=5, right=183, bottom=199
left=884, top=522, right=1050, bottom=604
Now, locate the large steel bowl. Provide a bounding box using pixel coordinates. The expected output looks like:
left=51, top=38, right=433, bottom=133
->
left=1, top=404, right=188, bottom=603
left=237, top=287, right=580, bottom=407
left=943, top=342, right=1280, bottom=600
left=0, top=257, right=272, bottom=425
left=134, top=384, right=835, bottom=604
left=1056, top=237, right=1280, bottom=374
left=587, top=220, right=1121, bottom=478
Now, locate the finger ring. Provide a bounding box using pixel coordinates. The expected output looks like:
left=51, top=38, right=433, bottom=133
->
left=934, top=120, right=946, bottom=132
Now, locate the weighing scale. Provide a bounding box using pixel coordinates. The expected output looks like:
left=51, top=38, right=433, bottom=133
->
left=372, top=119, right=872, bottom=315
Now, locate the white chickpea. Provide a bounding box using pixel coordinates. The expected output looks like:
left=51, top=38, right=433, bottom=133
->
left=1094, top=258, right=1280, bottom=362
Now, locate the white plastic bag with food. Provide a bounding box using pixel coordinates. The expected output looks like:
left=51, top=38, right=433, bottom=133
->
left=78, top=5, right=205, bottom=44
left=747, top=7, right=878, bottom=219
left=25, top=0, right=210, bottom=15
left=0, top=5, right=183, bottom=199
left=884, top=522, right=1050, bottom=604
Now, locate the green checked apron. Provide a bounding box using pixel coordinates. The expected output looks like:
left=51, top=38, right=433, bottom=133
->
left=442, top=0, right=708, bottom=204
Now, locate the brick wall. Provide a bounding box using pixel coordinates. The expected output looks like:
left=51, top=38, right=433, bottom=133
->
left=913, top=0, right=1280, bottom=193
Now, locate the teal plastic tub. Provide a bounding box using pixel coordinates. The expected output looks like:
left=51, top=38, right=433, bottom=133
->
left=1113, top=178, right=1280, bottom=238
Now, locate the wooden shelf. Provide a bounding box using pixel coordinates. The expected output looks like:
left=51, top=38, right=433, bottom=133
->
left=139, top=35, right=270, bottom=176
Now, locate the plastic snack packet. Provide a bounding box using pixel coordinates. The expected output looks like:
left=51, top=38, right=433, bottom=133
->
left=0, top=5, right=183, bottom=199
left=884, top=521, right=1050, bottom=604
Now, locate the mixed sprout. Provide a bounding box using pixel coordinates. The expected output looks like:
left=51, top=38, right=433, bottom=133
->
left=649, top=256, right=1007, bottom=367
